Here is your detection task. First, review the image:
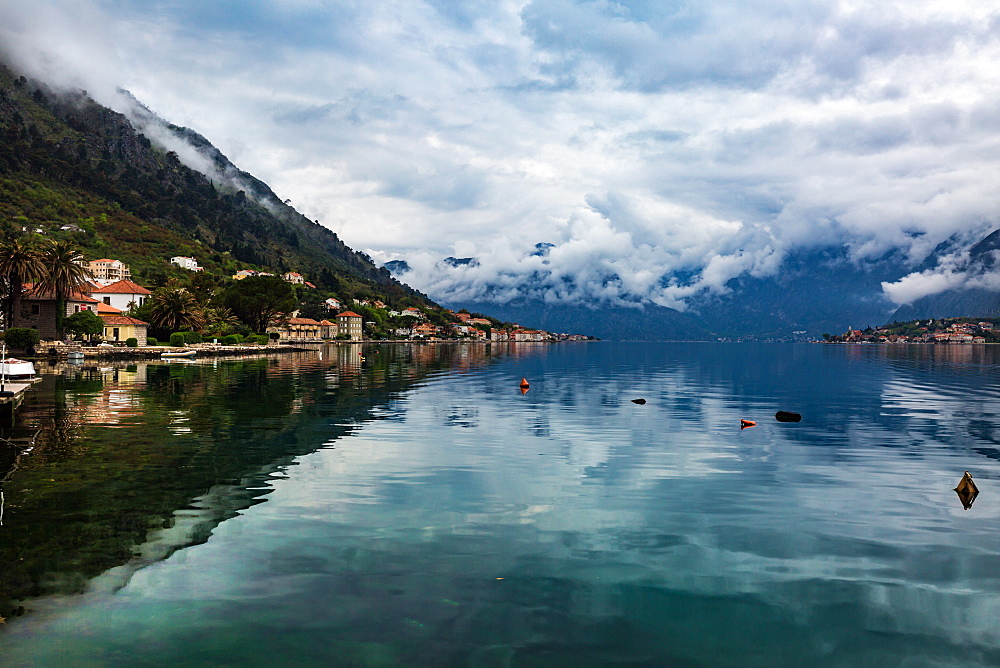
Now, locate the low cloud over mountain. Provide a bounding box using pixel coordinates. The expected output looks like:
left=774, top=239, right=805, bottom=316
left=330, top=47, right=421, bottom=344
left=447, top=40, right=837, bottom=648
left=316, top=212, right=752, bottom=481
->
left=3, top=0, right=999, bottom=323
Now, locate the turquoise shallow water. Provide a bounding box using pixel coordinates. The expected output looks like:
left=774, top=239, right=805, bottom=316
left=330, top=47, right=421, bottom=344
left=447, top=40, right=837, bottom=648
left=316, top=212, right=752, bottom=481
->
left=2, top=342, right=1000, bottom=666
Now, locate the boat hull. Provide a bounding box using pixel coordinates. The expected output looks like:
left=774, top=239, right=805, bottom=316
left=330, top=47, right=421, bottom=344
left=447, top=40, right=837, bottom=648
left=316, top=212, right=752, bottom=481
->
left=0, top=359, right=36, bottom=378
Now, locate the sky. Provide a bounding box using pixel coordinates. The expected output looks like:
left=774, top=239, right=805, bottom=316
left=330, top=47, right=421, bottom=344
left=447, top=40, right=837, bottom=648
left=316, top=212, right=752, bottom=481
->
left=1, top=0, right=1000, bottom=309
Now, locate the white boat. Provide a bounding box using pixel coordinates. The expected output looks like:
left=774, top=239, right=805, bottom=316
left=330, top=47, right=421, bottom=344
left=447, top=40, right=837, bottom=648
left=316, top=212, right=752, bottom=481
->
left=0, top=358, right=36, bottom=378
left=67, top=351, right=84, bottom=360
left=161, top=350, right=197, bottom=359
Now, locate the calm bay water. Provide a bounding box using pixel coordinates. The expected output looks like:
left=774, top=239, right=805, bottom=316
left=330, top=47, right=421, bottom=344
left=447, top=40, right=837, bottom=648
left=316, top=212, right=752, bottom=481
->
left=1, top=342, right=999, bottom=666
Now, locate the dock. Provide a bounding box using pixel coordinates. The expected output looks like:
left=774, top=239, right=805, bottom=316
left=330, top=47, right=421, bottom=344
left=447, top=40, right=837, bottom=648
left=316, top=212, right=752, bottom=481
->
left=0, top=379, right=40, bottom=426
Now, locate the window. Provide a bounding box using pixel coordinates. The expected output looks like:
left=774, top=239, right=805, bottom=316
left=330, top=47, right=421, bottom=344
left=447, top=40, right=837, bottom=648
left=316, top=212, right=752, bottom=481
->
left=31, top=304, right=39, bottom=315
left=103, top=297, right=111, bottom=305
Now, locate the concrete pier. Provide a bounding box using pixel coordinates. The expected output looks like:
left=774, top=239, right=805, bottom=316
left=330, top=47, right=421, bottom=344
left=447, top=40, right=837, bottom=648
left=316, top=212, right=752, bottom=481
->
left=0, top=381, right=35, bottom=427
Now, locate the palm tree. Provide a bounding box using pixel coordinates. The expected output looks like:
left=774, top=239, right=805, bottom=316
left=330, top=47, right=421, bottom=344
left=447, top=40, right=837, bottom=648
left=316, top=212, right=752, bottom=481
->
left=202, top=306, right=240, bottom=337
left=0, top=237, right=45, bottom=329
left=35, top=240, right=94, bottom=338
left=149, top=288, right=206, bottom=333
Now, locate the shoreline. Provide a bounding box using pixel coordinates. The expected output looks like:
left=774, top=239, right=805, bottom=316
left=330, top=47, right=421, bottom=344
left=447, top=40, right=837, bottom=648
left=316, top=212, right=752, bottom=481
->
left=21, top=337, right=581, bottom=361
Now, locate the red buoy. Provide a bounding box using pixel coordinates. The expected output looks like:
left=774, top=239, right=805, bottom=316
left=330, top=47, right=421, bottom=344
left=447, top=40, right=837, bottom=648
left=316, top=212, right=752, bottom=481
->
left=519, top=377, right=530, bottom=388
left=740, top=419, right=756, bottom=429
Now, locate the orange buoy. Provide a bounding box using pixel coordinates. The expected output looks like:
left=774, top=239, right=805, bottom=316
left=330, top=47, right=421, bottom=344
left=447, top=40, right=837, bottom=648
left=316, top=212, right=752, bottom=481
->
left=520, top=386, right=529, bottom=395
left=519, top=377, right=530, bottom=388
left=740, top=419, right=756, bottom=429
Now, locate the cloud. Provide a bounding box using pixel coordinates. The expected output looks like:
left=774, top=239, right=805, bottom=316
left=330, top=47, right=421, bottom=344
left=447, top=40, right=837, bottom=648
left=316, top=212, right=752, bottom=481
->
left=3, top=0, right=1000, bottom=311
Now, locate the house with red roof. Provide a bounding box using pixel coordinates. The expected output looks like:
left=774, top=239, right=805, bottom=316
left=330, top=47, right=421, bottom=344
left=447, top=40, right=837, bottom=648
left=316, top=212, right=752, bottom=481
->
left=336, top=311, right=364, bottom=341
left=267, top=316, right=325, bottom=341
left=100, top=314, right=150, bottom=345
left=12, top=285, right=100, bottom=340
left=412, top=322, right=438, bottom=338
left=88, top=279, right=152, bottom=312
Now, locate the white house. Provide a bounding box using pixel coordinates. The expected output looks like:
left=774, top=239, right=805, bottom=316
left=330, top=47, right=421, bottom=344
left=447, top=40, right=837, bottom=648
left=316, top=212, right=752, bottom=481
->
left=88, top=279, right=152, bottom=312
left=170, top=256, right=202, bottom=271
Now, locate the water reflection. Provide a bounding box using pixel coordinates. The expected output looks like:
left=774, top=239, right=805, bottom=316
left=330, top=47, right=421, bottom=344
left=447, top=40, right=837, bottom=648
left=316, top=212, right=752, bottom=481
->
left=0, top=344, right=538, bottom=621
left=2, top=343, right=1000, bottom=666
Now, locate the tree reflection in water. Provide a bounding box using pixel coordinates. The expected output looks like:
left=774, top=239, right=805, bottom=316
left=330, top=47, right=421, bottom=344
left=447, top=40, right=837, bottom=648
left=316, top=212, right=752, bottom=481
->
left=0, top=343, right=528, bottom=621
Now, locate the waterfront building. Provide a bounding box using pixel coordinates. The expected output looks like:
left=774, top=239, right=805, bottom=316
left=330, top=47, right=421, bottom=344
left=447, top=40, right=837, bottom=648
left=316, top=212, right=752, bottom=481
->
left=267, top=317, right=325, bottom=341
left=100, top=313, right=149, bottom=345
left=336, top=311, right=364, bottom=341
left=13, top=285, right=100, bottom=339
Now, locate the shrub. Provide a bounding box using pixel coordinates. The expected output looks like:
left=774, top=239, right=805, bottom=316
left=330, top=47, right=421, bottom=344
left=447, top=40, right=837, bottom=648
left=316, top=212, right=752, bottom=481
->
left=4, top=327, right=40, bottom=350
left=251, top=334, right=269, bottom=345
left=147, top=337, right=158, bottom=346
left=125, top=337, right=138, bottom=348
left=171, top=331, right=202, bottom=345
left=221, top=334, right=243, bottom=346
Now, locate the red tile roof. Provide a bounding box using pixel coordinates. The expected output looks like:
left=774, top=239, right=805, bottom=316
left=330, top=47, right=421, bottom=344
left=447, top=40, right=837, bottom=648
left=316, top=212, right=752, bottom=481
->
left=100, top=315, right=148, bottom=326
left=22, top=285, right=98, bottom=303
left=286, top=317, right=322, bottom=325
left=96, top=302, right=123, bottom=314
left=90, top=279, right=152, bottom=295
left=337, top=311, right=363, bottom=318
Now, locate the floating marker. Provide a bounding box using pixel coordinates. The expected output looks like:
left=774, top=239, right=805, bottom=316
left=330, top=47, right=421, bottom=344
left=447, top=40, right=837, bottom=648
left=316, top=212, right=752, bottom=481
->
left=740, top=419, right=756, bottom=429
left=631, top=398, right=646, bottom=405
left=519, top=377, right=530, bottom=388
left=954, top=471, right=979, bottom=510
left=775, top=411, right=802, bottom=422
left=955, top=470, right=979, bottom=495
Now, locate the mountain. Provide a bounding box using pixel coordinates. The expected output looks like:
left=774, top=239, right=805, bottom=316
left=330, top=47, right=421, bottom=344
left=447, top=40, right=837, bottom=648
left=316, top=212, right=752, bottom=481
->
left=426, top=246, right=905, bottom=341
left=692, top=247, right=903, bottom=337
left=0, top=64, right=425, bottom=306
left=462, top=301, right=712, bottom=341
left=891, top=228, right=1000, bottom=321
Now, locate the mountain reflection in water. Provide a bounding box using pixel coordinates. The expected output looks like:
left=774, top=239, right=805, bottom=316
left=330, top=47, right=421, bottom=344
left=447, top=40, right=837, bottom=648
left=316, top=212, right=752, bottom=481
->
left=0, top=344, right=528, bottom=621
left=1, top=342, right=999, bottom=666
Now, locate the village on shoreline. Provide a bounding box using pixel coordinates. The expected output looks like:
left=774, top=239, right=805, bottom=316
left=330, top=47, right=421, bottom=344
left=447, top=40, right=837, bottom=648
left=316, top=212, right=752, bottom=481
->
left=1, top=253, right=597, bottom=361
left=821, top=317, right=1000, bottom=344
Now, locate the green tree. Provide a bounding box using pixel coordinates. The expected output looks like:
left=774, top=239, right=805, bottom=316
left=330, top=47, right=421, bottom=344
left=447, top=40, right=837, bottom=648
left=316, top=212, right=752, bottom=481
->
left=202, top=306, right=241, bottom=337
left=64, top=309, right=104, bottom=338
left=3, top=327, right=40, bottom=350
left=0, top=237, right=45, bottom=329
left=148, top=288, right=206, bottom=332
left=220, top=275, right=296, bottom=333
left=35, top=240, right=94, bottom=338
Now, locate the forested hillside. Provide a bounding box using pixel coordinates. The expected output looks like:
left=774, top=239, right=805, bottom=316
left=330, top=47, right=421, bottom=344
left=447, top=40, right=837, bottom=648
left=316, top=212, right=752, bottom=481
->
left=0, top=63, right=423, bottom=306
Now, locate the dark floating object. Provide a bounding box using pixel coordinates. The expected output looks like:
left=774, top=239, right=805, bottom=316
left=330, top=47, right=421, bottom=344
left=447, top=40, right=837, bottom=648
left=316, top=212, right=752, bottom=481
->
left=740, top=419, right=756, bottom=429
left=631, top=398, right=646, bottom=405
left=775, top=411, right=802, bottom=422
left=954, top=471, right=979, bottom=510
